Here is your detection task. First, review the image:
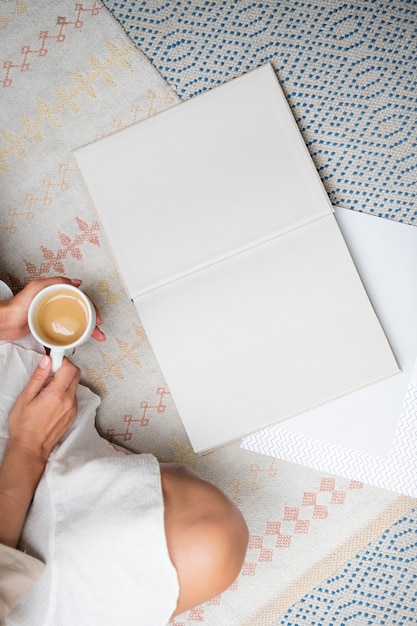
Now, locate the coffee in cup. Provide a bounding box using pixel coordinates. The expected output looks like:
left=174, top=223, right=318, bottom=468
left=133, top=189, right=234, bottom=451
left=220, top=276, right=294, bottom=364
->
left=28, top=284, right=96, bottom=372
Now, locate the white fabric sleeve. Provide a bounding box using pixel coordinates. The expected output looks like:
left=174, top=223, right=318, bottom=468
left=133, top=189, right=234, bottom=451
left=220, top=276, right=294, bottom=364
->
left=0, top=544, right=44, bottom=625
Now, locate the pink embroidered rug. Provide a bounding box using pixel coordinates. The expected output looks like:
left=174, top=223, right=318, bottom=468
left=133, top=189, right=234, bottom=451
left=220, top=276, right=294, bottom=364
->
left=1, top=2, right=415, bottom=624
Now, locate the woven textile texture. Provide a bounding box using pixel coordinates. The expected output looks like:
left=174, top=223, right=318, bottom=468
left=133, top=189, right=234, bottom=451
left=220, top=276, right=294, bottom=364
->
left=104, top=0, right=417, bottom=223
left=0, top=1, right=416, bottom=625
left=277, top=507, right=417, bottom=626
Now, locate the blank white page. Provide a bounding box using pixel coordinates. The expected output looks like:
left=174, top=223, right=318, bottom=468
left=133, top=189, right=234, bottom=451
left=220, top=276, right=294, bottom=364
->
left=74, top=64, right=332, bottom=298
left=136, top=214, right=399, bottom=453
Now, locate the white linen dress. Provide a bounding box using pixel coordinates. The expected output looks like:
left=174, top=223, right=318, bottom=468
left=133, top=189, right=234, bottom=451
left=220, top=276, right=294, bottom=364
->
left=0, top=281, right=179, bottom=626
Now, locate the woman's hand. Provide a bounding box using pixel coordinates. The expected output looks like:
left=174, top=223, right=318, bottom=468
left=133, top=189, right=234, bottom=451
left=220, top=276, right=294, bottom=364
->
left=0, top=277, right=106, bottom=342
left=0, top=355, right=80, bottom=548
left=7, top=355, right=80, bottom=461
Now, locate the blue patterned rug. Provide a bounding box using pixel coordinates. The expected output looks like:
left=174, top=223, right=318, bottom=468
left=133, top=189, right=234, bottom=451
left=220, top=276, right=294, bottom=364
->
left=277, top=507, right=417, bottom=625
left=103, top=0, right=417, bottom=224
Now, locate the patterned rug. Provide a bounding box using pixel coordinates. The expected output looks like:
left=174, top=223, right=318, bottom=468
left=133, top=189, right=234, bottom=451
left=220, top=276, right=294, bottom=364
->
left=277, top=508, right=417, bottom=625
left=104, top=0, right=417, bottom=225
left=0, top=2, right=416, bottom=625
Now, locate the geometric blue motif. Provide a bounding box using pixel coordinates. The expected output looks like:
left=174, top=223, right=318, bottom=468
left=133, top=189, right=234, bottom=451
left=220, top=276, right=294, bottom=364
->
left=104, top=0, right=417, bottom=223
left=275, top=508, right=417, bottom=626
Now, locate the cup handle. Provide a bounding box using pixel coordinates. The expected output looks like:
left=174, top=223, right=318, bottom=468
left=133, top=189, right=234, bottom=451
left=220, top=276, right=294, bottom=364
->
left=50, top=349, right=73, bottom=374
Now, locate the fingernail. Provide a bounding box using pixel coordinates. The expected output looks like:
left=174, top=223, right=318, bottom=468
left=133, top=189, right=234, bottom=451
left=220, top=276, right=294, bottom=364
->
left=70, top=278, right=82, bottom=286
left=39, top=355, right=50, bottom=369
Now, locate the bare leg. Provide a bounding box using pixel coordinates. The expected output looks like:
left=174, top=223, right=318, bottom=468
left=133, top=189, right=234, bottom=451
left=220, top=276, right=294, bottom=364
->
left=160, top=463, right=249, bottom=617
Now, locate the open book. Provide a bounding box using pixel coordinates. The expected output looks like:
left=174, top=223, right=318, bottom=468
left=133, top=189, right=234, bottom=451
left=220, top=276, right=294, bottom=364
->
left=74, top=63, right=399, bottom=453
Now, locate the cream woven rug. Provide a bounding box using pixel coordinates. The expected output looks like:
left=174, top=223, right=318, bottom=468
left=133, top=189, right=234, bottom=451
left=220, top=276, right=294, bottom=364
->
left=0, top=2, right=415, bottom=625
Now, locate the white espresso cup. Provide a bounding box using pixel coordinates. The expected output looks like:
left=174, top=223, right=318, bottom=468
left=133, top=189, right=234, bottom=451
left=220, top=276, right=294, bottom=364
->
left=28, top=284, right=96, bottom=373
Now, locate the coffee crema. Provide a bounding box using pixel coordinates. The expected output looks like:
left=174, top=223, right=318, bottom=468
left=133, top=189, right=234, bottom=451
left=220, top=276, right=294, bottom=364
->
left=35, top=289, right=89, bottom=346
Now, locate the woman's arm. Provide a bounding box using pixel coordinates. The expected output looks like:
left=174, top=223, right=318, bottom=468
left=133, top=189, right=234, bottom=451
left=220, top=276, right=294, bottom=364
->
left=0, top=355, right=80, bottom=548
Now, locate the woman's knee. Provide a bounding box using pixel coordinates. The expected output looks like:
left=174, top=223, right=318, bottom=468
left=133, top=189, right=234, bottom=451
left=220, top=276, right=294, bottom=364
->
left=160, top=463, right=249, bottom=617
